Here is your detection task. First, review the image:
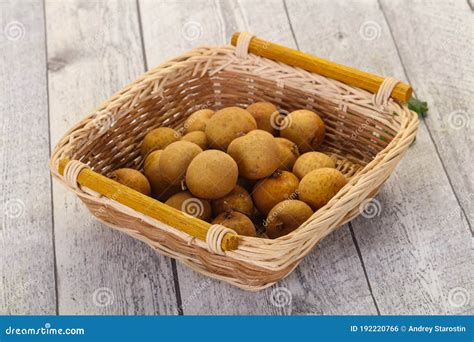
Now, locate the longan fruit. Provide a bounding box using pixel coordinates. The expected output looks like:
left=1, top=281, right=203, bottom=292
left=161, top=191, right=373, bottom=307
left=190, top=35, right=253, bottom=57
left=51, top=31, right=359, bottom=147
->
left=165, top=191, right=212, bottom=222
left=275, top=137, right=300, bottom=171
left=141, top=127, right=180, bottom=157
left=184, top=109, right=215, bottom=133
left=227, top=130, right=280, bottom=180
left=212, top=211, right=256, bottom=237
left=212, top=185, right=254, bottom=217
left=246, top=102, right=278, bottom=134
left=110, top=168, right=151, bottom=196
left=143, top=150, right=181, bottom=200
left=186, top=150, right=238, bottom=200
left=181, top=131, right=208, bottom=150
left=298, top=168, right=347, bottom=210
left=159, top=141, right=202, bottom=185
left=293, top=152, right=335, bottom=179
left=280, top=109, right=325, bottom=153
left=205, top=107, right=257, bottom=150
left=265, top=200, right=313, bottom=239
left=252, top=170, right=299, bottom=216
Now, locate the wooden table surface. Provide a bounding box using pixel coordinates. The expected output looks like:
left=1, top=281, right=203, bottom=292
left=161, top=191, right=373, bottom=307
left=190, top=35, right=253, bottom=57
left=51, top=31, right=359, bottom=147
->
left=1, top=0, right=472, bottom=315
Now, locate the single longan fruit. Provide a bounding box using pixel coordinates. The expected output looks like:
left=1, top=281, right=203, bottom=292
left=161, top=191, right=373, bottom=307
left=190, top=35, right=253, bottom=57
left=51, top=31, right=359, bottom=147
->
left=141, top=127, right=180, bottom=157
left=181, top=131, right=208, bottom=150
left=205, top=107, right=257, bottom=150
left=280, top=109, right=325, bottom=153
left=110, top=168, right=151, bottom=196
left=159, top=141, right=202, bottom=185
left=165, top=191, right=212, bottom=222
left=252, top=170, right=300, bottom=216
left=186, top=150, right=238, bottom=199
left=265, top=200, right=313, bottom=239
left=293, top=152, right=335, bottom=179
left=298, top=168, right=347, bottom=210
left=184, top=109, right=215, bottom=133
left=143, top=150, right=181, bottom=200
left=212, top=211, right=256, bottom=237
left=275, top=137, right=300, bottom=171
left=227, top=130, right=280, bottom=180
left=212, top=185, right=254, bottom=217
left=246, top=102, right=278, bottom=134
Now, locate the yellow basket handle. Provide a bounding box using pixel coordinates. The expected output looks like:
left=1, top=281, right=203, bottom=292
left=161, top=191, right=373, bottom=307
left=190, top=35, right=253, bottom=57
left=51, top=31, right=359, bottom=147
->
left=231, top=32, right=412, bottom=103
left=58, top=159, right=239, bottom=252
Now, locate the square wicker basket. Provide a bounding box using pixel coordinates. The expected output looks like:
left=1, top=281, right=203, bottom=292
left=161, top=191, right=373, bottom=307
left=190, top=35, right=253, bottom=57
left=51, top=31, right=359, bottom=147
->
left=49, top=32, right=418, bottom=290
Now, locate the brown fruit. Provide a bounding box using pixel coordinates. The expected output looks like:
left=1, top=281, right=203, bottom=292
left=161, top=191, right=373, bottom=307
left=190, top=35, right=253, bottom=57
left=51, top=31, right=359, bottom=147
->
left=246, top=102, right=278, bottom=134
left=181, top=131, right=208, bottom=150
left=205, top=107, right=257, bottom=150
left=265, top=200, right=313, bottom=239
left=298, top=168, right=347, bottom=210
left=143, top=150, right=181, bottom=200
left=252, top=170, right=299, bottom=216
left=165, top=191, right=212, bottom=222
left=184, top=109, right=215, bottom=133
left=159, top=141, right=202, bottom=185
left=280, top=109, right=325, bottom=153
left=227, top=130, right=280, bottom=179
left=212, top=211, right=256, bottom=237
left=212, top=185, right=254, bottom=217
left=186, top=150, right=238, bottom=199
left=141, top=127, right=180, bottom=157
left=110, top=168, right=151, bottom=196
left=292, top=152, right=335, bottom=179
left=275, top=137, right=300, bottom=171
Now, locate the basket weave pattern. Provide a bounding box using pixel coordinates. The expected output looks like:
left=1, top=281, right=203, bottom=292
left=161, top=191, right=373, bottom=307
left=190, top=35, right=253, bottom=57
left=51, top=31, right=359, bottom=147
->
left=50, top=37, right=419, bottom=290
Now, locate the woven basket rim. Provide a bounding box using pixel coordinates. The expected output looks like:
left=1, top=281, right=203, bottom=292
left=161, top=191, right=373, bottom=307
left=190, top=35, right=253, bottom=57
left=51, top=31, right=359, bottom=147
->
left=49, top=44, right=419, bottom=289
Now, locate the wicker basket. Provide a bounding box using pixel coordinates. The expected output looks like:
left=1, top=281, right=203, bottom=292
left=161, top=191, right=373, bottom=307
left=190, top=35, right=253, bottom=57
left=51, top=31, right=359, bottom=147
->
left=49, top=32, right=419, bottom=290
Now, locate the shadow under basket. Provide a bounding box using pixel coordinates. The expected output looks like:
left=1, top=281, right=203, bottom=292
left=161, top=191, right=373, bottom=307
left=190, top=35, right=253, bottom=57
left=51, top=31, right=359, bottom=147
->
left=49, top=32, right=419, bottom=290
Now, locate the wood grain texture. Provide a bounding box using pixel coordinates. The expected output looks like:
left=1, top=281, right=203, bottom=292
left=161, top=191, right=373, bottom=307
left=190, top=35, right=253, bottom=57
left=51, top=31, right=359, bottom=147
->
left=139, top=0, right=377, bottom=314
left=285, top=0, right=473, bottom=314
left=380, top=0, right=473, bottom=229
left=46, top=0, right=178, bottom=314
left=0, top=0, right=56, bottom=314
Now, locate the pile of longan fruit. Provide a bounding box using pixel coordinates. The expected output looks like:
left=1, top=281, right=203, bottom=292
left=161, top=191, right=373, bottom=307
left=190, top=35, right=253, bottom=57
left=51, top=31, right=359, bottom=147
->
left=110, top=103, right=347, bottom=239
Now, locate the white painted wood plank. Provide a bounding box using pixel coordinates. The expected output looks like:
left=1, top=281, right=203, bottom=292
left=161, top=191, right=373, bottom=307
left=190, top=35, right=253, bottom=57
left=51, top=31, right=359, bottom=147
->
left=286, top=0, right=473, bottom=314
left=380, top=0, right=473, bottom=227
left=46, top=0, right=178, bottom=314
left=468, top=0, right=474, bottom=11
left=0, top=0, right=56, bottom=314
left=139, top=0, right=377, bottom=314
